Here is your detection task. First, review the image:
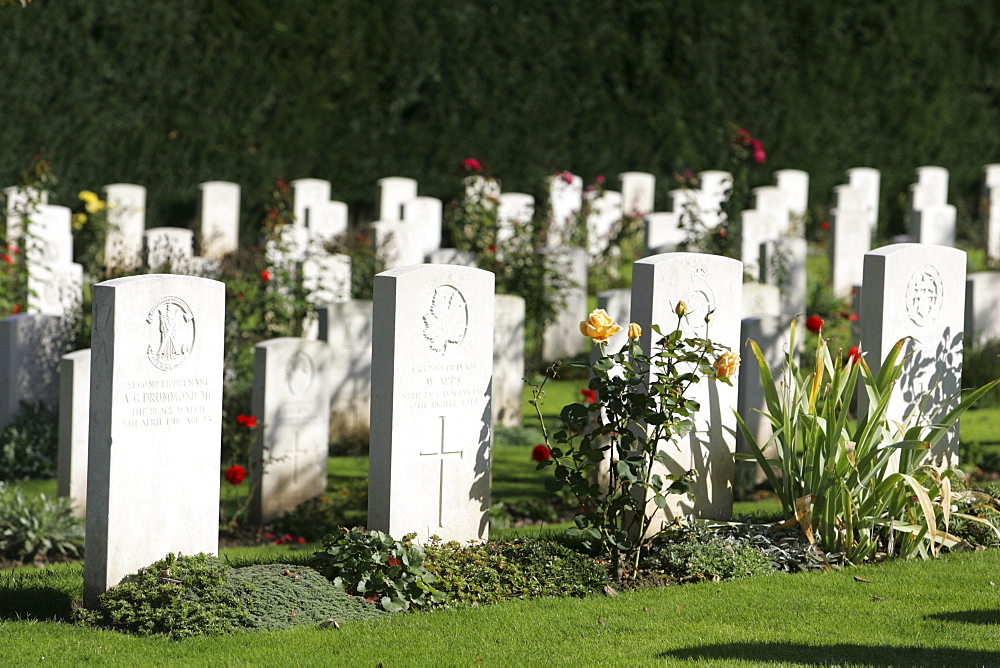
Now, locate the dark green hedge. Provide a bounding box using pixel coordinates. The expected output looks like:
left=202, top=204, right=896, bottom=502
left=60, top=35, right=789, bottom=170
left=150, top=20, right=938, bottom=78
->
left=2, top=0, right=999, bottom=236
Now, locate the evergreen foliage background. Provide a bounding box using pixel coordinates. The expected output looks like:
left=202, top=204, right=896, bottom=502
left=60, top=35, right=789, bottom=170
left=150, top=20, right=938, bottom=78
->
left=2, top=0, right=999, bottom=236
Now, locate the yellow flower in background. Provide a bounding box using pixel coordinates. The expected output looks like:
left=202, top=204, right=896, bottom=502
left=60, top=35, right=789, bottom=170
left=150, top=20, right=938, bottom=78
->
left=675, top=300, right=689, bottom=317
left=72, top=213, right=87, bottom=230
left=627, top=322, right=642, bottom=340
left=713, top=351, right=740, bottom=380
left=579, top=308, right=622, bottom=343
left=79, top=190, right=106, bottom=214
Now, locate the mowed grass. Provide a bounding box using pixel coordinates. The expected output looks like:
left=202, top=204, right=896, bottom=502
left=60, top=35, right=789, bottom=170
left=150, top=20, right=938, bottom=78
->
left=3, top=551, right=1000, bottom=665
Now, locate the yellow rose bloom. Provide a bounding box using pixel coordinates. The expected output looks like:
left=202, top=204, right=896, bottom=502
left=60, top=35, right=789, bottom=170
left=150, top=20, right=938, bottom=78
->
left=713, top=351, right=740, bottom=380
left=627, top=322, right=642, bottom=340
left=78, top=190, right=99, bottom=204
left=72, top=213, right=87, bottom=230
left=579, top=308, right=622, bottom=343
left=675, top=300, right=689, bottom=317
left=85, top=199, right=106, bottom=214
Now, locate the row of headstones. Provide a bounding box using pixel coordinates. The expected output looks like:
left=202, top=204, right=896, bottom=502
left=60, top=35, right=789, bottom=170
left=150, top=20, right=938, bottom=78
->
left=62, top=241, right=966, bottom=605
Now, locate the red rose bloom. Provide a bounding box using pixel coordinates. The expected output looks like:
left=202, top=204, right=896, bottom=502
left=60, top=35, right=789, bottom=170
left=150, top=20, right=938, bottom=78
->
left=224, top=464, right=247, bottom=486
left=236, top=414, right=257, bottom=428
left=805, top=315, right=824, bottom=334
left=820, top=221, right=830, bottom=230
left=12, top=304, right=20, bottom=314
left=847, top=346, right=861, bottom=364
left=560, top=171, right=574, bottom=184
left=581, top=388, right=597, bottom=404
left=750, top=139, right=767, bottom=164
left=462, top=158, right=482, bottom=173
left=595, top=175, right=605, bottom=184
left=260, top=269, right=272, bottom=282
left=531, top=444, right=551, bottom=462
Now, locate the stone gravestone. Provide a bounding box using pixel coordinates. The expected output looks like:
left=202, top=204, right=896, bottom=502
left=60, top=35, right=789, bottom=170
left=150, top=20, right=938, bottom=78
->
left=250, top=338, right=334, bottom=523
left=630, top=253, right=742, bottom=523
left=736, top=315, right=790, bottom=484
left=0, top=313, right=63, bottom=429
left=965, top=272, right=1000, bottom=347
left=309, top=200, right=349, bottom=246
left=23, top=204, right=83, bottom=319
left=908, top=166, right=954, bottom=246
left=402, top=196, right=443, bottom=259
left=144, top=227, right=194, bottom=271
left=741, top=282, right=781, bottom=318
left=58, top=348, right=91, bottom=518
left=760, top=237, right=807, bottom=319
left=984, top=164, right=1000, bottom=263
left=369, top=265, right=494, bottom=543
left=644, top=211, right=685, bottom=256
left=427, top=248, right=477, bottom=267
left=103, top=184, right=146, bottom=271
left=497, top=193, right=534, bottom=244
left=493, top=294, right=525, bottom=427
left=319, top=300, right=373, bottom=436
left=300, top=252, right=352, bottom=339
left=694, top=170, right=732, bottom=230
left=587, top=189, right=623, bottom=257
left=378, top=177, right=418, bottom=223
left=3, top=185, right=47, bottom=252
left=541, top=247, right=588, bottom=362
left=860, top=244, right=966, bottom=465
left=774, top=169, right=809, bottom=231
left=846, top=167, right=881, bottom=236
left=829, top=184, right=870, bottom=298
left=373, top=219, right=424, bottom=270
left=291, top=178, right=332, bottom=229
left=619, top=171, right=656, bottom=217
left=547, top=172, right=583, bottom=248
left=197, top=181, right=240, bottom=260
left=84, top=274, right=224, bottom=607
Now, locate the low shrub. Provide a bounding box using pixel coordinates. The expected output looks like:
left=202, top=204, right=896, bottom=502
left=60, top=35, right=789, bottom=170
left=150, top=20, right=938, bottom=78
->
left=271, top=480, right=368, bottom=541
left=0, top=401, right=58, bottom=481
left=640, top=527, right=774, bottom=582
left=0, top=483, right=83, bottom=563
left=76, top=553, right=252, bottom=638
left=226, top=563, right=386, bottom=631
left=424, top=537, right=610, bottom=607
left=310, top=528, right=443, bottom=612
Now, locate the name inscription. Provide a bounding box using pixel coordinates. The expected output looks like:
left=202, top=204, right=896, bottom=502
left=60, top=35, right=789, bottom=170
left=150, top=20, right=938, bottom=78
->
left=120, top=377, right=215, bottom=428
left=401, top=362, right=484, bottom=412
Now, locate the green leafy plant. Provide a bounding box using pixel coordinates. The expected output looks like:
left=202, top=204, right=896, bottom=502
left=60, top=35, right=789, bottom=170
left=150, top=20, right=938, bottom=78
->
left=0, top=401, right=58, bottom=481
left=76, top=553, right=252, bottom=638
left=310, top=528, right=443, bottom=612
left=531, top=306, right=737, bottom=579
left=736, top=324, right=1000, bottom=564
left=0, top=482, right=83, bottom=563
left=640, top=526, right=774, bottom=582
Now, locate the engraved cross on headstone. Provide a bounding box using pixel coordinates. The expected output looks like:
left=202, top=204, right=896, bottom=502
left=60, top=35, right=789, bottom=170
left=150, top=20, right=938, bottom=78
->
left=419, top=415, right=464, bottom=529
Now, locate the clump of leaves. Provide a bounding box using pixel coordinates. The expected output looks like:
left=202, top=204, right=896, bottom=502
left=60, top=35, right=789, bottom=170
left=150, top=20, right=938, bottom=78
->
left=76, top=553, right=252, bottom=638
left=640, top=526, right=774, bottom=582
left=0, top=483, right=83, bottom=563
left=424, top=537, right=610, bottom=607
left=310, top=528, right=443, bottom=612
left=0, top=401, right=58, bottom=481
left=226, top=563, right=386, bottom=631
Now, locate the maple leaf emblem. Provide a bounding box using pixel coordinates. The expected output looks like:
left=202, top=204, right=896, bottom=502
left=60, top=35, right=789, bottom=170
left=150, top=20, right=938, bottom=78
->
left=422, top=285, right=468, bottom=354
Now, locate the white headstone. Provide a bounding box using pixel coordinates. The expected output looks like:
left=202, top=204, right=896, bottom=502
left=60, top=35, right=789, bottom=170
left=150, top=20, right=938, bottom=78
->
left=695, top=170, right=732, bottom=229
left=739, top=209, right=778, bottom=278
left=630, top=253, right=742, bottom=522
left=493, top=294, right=525, bottom=427
left=402, top=196, right=443, bottom=257
left=250, top=338, right=334, bottom=523
left=760, top=237, right=807, bottom=318
left=103, top=184, right=146, bottom=271
left=26, top=204, right=73, bottom=265
left=846, top=167, right=881, bottom=235
left=0, top=313, right=63, bottom=429
left=497, top=193, right=534, bottom=244
left=84, top=274, right=224, bottom=607
left=542, top=247, right=588, bottom=362
left=741, top=282, right=781, bottom=318
left=860, top=244, right=965, bottom=465
left=909, top=203, right=957, bottom=247
left=736, top=315, right=790, bottom=483
left=377, top=177, right=418, bottom=224
left=587, top=190, right=623, bottom=257
left=28, top=261, right=83, bottom=319
left=751, top=185, right=790, bottom=238
left=197, top=181, right=240, bottom=260
left=309, top=200, right=349, bottom=245
left=291, top=178, right=332, bottom=228
left=318, top=300, right=373, bottom=435
left=774, top=169, right=809, bottom=225
left=374, top=220, right=424, bottom=270
left=427, top=248, right=478, bottom=267
left=965, top=272, right=1000, bottom=347
left=619, top=171, right=656, bottom=216
left=58, top=348, right=91, bottom=518
left=301, top=252, right=352, bottom=339
left=368, top=264, right=494, bottom=543
left=644, top=211, right=685, bottom=256
left=984, top=165, right=1000, bottom=263
left=3, top=185, right=46, bottom=252
left=829, top=184, right=871, bottom=298
left=547, top=173, right=583, bottom=247
left=144, top=227, right=194, bottom=271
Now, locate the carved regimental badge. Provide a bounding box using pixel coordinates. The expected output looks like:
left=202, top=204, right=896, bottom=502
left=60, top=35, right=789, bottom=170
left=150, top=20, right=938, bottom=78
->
left=422, top=285, right=468, bottom=355
left=905, top=264, right=944, bottom=327
left=286, top=350, right=315, bottom=396
left=146, top=297, right=195, bottom=371
left=682, top=265, right=715, bottom=338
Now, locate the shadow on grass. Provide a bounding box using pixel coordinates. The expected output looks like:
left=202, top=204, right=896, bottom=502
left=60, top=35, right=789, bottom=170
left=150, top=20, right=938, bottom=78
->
left=0, top=585, right=74, bottom=621
left=658, top=642, right=1000, bottom=666
left=927, top=608, right=1000, bottom=625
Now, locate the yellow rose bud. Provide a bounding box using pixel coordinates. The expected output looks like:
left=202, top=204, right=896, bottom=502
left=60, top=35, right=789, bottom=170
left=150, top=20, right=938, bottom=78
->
left=675, top=300, right=689, bottom=317
left=72, top=213, right=87, bottom=230
left=713, top=351, right=740, bottom=380
left=78, top=190, right=98, bottom=204
left=627, top=322, right=641, bottom=340
left=579, top=308, right=622, bottom=343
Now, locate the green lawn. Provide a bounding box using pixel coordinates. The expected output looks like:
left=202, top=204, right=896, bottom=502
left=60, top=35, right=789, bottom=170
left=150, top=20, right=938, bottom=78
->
left=3, top=550, right=1000, bottom=665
